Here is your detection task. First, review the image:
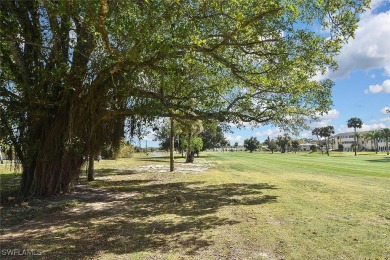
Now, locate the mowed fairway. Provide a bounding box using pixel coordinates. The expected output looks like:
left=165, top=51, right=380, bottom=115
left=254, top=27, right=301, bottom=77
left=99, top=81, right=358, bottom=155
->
left=201, top=152, right=390, bottom=259
left=1, top=152, right=389, bottom=259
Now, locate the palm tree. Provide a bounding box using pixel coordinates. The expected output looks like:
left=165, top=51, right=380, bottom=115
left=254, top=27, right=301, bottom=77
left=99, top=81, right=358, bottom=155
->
left=319, top=126, right=335, bottom=156
left=364, top=131, right=375, bottom=152
left=372, top=130, right=382, bottom=154
left=355, top=132, right=364, bottom=151
left=347, top=117, right=363, bottom=156
left=381, top=128, right=390, bottom=155
left=312, top=128, right=322, bottom=154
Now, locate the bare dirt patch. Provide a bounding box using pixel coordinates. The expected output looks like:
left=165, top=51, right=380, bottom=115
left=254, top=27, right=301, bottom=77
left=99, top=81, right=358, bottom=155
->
left=136, top=159, right=211, bottom=174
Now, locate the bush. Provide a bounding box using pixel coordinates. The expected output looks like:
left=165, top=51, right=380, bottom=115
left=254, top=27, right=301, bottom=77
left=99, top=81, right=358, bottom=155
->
left=118, top=143, right=134, bottom=158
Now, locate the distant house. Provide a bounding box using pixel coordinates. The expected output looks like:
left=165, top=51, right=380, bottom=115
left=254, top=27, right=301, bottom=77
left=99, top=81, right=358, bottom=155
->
left=331, top=131, right=388, bottom=152
left=299, top=143, right=316, bottom=151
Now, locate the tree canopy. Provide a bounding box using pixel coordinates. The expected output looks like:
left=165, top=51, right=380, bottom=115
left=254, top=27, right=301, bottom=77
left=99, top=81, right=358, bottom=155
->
left=0, top=0, right=369, bottom=197
left=347, top=117, right=363, bottom=155
left=244, top=137, right=260, bottom=153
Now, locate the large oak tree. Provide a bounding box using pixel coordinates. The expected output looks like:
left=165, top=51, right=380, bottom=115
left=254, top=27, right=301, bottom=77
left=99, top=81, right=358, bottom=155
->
left=0, top=0, right=369, bottom=197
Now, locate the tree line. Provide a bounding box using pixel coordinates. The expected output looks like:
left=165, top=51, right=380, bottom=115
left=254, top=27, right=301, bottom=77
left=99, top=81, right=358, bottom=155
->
left=242, top=116, right=390, bottom=156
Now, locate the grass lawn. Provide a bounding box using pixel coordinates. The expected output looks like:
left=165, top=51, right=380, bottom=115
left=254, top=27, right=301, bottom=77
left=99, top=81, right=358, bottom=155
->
left=0, top=152, right=389, bottom=259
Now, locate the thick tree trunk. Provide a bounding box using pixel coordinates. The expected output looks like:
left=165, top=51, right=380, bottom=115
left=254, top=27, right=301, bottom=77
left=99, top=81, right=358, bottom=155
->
left=185, top=132, right=194, bottom=163
left=20, top=141, right=84, bottom=198
left=19, top=108, right=84, bottom=198
left=87, top=150, right=95, bottom=181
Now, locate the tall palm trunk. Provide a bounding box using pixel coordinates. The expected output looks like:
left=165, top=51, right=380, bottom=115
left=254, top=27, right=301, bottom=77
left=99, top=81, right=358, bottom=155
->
left=170, top=118, right=175, bottom=172
left=354, top=128, right=357, bottom=156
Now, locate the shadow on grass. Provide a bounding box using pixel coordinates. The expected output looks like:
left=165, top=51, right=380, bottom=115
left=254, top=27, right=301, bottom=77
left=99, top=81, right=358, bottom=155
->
left=363, top=158, right=390, bottom=163
left=94, top=168, right=138, bottom=176
left=138, top=155, right=208, bottom=163
left=1, top=173, right=277, bottom=259
left=137, top=158, right=171, bottom=163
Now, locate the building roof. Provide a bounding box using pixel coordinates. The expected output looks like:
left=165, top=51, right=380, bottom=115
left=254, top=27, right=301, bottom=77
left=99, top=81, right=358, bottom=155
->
left=331, top=130, right=375, bottom=138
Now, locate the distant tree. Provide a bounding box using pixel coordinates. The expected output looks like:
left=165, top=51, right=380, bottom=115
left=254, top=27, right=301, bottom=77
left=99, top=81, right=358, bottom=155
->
left=234, top=142, right=239, bottom=152
left=268, top=140, right=278, bottom=154
left=179, top=120, right=204, bottom=163
left=364, top=132, right=374, bottom=151
left=263, top=136, right=271, bottom=146
left=291, top=140, right=300, bottom=154
left=372, top=130, right=382, bottom=154
left=198, top=123, right=228, bottom=151
left=338, top=144, right=344, bottom=151
left=312, top=128, right=323, bottom=154
left=355, top=132, right=364, bottom=150
left=310, top=145, right=317, bottom=152
left=153, top=123, right=171, bottom=151
left=381, top=128, right=390, bottom=155
left=319, top=126, right=335, bottom=156
left=244, top=137, right=260, bottom=153
left=312, top=128, right=321, bottom=141
left=351, top=142, right=359, bottom=154
left=181, top=136, right=203, bottom=157
left=220, top=139, right=230, bottom=152
left=347, top=117, right=363, bottom=156
left=276, top=134, right=291, bottom=153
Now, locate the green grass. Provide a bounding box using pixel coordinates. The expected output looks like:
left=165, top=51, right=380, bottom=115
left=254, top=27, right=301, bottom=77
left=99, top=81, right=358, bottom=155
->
left=1, top=152, right=389, bottom=259
left=0, top=162, right=21, bottom=201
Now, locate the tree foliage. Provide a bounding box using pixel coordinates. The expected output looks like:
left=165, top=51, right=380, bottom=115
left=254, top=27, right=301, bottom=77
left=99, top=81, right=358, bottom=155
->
left=371, top=130, right=381, bottom=154
left=268, top=140, right=278, bottom=154
left=291, top=140, right=300, bottom=153
left=319, top=126, right=335, bottom=156
left=347, top=117, right=363, bottom=156
left=276, top=134, right=291, bottom=153
left=0, top=0, right=369, bottom=197
left=381, top=128, right=390, bottom=155
left=198, top=123, right=229, bottom=151
left=153, top=121, right=172, bottom=151
left=244, top=137, right=260, bottom=153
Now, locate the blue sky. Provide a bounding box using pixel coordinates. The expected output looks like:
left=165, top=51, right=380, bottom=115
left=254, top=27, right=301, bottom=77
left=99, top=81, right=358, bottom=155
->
left=143, top=0, right=390, bottom=147
left=224, top=0, right=390, bottom=145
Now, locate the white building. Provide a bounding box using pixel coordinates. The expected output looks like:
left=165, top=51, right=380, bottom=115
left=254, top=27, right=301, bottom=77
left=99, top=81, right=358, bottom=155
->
left=331, top=131, right=389, bottom=152
left=299, top=143, right=317, bottom=151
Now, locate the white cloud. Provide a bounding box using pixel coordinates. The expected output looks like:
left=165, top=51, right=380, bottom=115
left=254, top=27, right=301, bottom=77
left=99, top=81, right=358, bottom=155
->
left=337, top=123, right=386, bottom=133
left=319, top=109, right=340, bottom=120
left=365, top=79, right=390, bottom=94
left=325, top=5, right=390, bottom=79
left=227, top=122, right=252, bottom=129
left=309, top=109, right=340, bottom=127
left=254, top=128, right=284, bottom=139
left=361, top=123, right=387, bottom=131
left=381, top=107, right=390, bottom=114
left=365, top=0, right=386, bottom=16
left=225, top=134, right=244, bottom=144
